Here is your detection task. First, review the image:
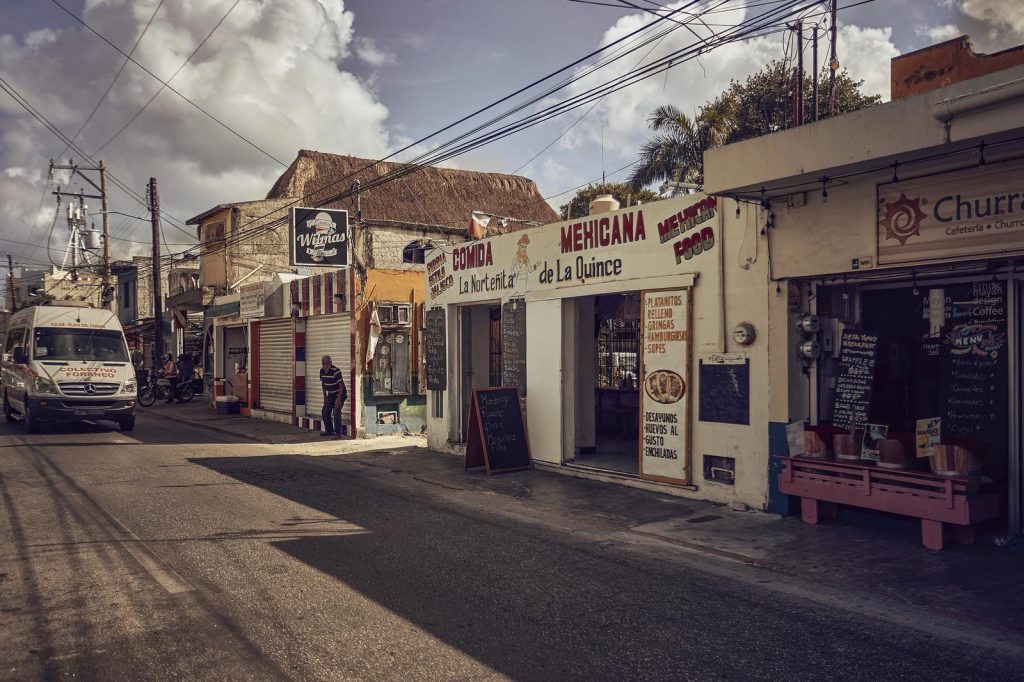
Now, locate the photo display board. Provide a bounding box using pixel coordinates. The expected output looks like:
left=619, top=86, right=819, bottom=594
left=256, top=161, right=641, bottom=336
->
left=501, top=299, right=526, bottom=396
left=638, top=288, right=691, bottom=485
left=464, top=387, right=532, bottom=475
left=424, top=308, right=447, bottom=391
left=831, top=329, right=879, bottom=431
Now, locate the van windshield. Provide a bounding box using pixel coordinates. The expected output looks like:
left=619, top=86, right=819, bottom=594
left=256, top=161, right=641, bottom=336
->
left=33, top=328, right=129, bottom=362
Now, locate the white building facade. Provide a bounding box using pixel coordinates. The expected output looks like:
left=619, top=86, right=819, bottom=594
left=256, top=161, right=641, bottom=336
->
left=425, top=195, right=788, bottom=510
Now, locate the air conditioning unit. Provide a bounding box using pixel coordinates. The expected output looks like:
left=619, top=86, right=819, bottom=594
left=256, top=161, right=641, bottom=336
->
left=378, top=303, right=411, bottom=327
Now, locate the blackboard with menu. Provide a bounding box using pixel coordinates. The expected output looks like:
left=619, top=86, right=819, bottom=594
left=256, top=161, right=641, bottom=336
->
left=501, top=299, right=527, bottom=396
left=465, top=387, right=532, bottom=475
left=832, top=329, right=879, bottom=430
left=424, top=308, right=447, bottom=391
left=939, top=281, right=1008, bottom=459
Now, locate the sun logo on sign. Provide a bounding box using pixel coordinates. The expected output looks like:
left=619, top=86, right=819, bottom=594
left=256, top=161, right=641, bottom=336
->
left=879, top=193, right=927, bottom=246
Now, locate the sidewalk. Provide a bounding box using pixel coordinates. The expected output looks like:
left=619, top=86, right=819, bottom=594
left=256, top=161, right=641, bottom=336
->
left=149, top=400, right=1024, bottom=641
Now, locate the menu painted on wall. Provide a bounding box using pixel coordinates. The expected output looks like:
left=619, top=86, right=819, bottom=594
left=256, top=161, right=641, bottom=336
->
left=832, top=330, right=879, bottom=430
left=639, top=289, right=690, bottom=484
left=940, top=281, right=1007, bottom=446
left=501, top=299, right=526, bottom=396
left=424, top=307, right=447, bottom=391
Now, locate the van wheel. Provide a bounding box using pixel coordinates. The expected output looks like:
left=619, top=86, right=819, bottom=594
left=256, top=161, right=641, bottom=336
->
left=24, top=406, right=41, bottom=434
left=3, top=394, right=14, bottom=423
left=119, top=416, right=135, bottom=432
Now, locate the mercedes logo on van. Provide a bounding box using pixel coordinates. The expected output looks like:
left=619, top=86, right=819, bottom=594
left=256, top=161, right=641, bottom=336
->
left=84, top=383, right=96, bottom=395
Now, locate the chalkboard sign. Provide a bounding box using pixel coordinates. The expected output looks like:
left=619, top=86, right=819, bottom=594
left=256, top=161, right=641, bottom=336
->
left=501, top=299, right=526, bottom=396
left=831, top=329, right=879, bottom=430
left=465, top=387, right=532, bottom=475
left=939, top=281, right=1007, bottom=456
left=424, top=307, right=447, bottom=391
left=698, top=356, right=750, bottom=425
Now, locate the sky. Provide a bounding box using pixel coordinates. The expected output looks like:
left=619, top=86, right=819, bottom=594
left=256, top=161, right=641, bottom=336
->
left=1, top=0, right=1022, bottom=270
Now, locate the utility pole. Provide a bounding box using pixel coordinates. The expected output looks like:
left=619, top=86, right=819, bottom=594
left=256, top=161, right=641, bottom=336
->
left=50, top=159, right=111, bottom=302
left=796, top=21, right=804, bottom=126
left=812, top=26, right=819, bottom=121
left=99, top=161, right=112, bottom=310
left=6, top=253, right=17, bottom=311
left=829, top=0, right=838, bottom=117
left=149, top=177, right=164, bottom=363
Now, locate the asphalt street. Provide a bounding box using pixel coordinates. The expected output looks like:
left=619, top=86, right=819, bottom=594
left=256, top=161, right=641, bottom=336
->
left=1, top=412, right=1021, bottom=681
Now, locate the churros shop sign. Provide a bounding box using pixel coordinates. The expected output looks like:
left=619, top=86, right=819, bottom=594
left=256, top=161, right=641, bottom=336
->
left=878, top=156, right=1024, bottom=265
left=427, top=195, right=719, bottom=301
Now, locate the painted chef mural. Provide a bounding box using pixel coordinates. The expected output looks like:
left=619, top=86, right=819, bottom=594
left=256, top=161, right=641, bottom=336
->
left=426, top=194, right=719, bottom=302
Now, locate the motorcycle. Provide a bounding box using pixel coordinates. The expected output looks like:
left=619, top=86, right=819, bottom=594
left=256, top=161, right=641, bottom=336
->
left=137, top=368, right=195, bottom=407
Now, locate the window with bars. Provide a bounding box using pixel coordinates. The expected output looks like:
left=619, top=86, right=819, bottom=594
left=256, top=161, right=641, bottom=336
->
left=596, top=294, right=640, bottom=390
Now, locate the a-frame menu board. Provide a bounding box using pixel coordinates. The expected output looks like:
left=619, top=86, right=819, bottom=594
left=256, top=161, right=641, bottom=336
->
left=464, top=387, right=532, bottom=475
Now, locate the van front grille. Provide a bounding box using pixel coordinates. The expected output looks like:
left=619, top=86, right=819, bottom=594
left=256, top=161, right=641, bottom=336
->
left=59, top=382, right=120, bottom=397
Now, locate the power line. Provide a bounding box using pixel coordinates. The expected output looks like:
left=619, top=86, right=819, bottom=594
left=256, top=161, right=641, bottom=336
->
left=92, top=0, right=242, bottom=157
left=47, top=0, right=288, bottom=167
left=0, top=74, right=194, bottom=238
left=129, top=0, right=836, bottom=281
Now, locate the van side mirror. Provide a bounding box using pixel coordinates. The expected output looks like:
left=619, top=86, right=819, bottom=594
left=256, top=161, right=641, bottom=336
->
left=13, top=347, right=27, bottom=365
left=131, top=350, right=143, bottom=366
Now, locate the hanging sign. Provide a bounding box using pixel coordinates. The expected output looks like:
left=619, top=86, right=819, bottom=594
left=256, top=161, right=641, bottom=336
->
left=638, top=288, right=691, bottom=485
left=877, top=156, right=1024, bottom=265
left=290, top=207, right=349, bottom=268
left=239, top=281, right=268, bottom=319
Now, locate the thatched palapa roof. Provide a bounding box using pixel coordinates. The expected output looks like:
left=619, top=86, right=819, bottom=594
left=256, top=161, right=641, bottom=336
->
left=266, top=150, right=559, bottom=230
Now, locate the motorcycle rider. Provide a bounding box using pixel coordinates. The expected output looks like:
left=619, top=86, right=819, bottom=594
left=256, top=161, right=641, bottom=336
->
left=160, top=352, right=183, bottom=404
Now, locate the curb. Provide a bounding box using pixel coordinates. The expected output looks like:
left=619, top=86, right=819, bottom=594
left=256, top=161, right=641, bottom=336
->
left=141, top=407, right=264, bottom=443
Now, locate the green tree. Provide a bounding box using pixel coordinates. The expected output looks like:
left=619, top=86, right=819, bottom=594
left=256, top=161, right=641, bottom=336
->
left=628, top=59, right=882, bottom=190
left=559, top=182, right=660, bottom=220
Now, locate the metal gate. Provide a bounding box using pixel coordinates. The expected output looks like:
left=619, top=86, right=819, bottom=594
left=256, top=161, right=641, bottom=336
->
left=305, top=314, right=352, bottom=428
left=258, top=318, right=293, bottom=413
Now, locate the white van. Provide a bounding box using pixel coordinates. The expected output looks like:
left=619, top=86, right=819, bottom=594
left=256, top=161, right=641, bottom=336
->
left=2, top=305, right=138, bottom=433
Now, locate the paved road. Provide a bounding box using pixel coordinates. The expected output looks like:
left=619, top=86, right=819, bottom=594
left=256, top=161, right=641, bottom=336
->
left=1, top=413, right=1021, bottom=680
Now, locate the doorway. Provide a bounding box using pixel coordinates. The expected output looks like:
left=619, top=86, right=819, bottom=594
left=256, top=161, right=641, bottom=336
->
left=457, top=303, right=502, bottom=442
left=569, top=292, right=641, bottom=475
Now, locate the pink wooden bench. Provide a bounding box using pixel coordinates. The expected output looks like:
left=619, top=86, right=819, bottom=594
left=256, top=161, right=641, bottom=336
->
left=779, top=456, right=999, bottom=550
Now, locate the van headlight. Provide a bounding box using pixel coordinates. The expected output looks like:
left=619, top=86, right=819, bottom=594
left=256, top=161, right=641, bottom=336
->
left=122, top=379, right=137, bottom=394
left=33, top=377, right=58, bottom=395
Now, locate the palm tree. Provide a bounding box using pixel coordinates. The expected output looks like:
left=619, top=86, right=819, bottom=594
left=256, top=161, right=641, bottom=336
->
left=628, top=103, right=734, bottom=191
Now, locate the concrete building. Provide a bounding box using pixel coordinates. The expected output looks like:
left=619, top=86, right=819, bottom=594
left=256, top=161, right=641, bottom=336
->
left=424, top=193, right=781, bottom=509
left=704, top=39, right=1024, bottom=532
left=190, top=151, right=557, bottom=436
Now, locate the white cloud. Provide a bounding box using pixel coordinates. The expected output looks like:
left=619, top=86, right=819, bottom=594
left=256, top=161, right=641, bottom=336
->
left=836, top=25, right=901, bottom=101
left=917, top=24, right=963, bottom=44
left=0, top=0, right=395, bottom=259
left=550, top=3, right=901, bottom=171
left=959, top=0, right=1024, bottom=38
left=354, top=36, right=396, bottom=66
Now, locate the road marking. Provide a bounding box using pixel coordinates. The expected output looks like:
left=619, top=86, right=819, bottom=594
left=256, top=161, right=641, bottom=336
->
left=92, top=508, right=194, bottom=594
left=20, top=442, right=194, bottom=595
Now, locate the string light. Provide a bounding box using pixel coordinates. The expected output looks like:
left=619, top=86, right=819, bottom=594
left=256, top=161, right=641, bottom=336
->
left=892, top=160, right=899, bottom=184
left=978, top=141, right=986, bottom=166
left=821, top=177, right=829, bottom=203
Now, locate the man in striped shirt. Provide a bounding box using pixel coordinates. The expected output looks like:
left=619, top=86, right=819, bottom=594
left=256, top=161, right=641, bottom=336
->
left=319, top=355, right=346, bottom=438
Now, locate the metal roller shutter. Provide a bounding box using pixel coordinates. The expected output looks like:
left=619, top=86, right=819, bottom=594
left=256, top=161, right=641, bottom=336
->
left=305, top=314, right=351, bottom=426
left=259, top=318, right=293, bottom=413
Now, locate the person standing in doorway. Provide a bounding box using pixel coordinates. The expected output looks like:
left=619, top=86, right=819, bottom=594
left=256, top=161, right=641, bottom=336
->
left=319, top=355, right=347, bottom=438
